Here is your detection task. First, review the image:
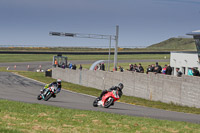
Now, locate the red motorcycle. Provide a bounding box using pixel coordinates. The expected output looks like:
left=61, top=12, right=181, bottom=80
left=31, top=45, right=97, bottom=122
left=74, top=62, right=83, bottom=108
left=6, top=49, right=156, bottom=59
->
left=93, top=90, right=120, bottom=108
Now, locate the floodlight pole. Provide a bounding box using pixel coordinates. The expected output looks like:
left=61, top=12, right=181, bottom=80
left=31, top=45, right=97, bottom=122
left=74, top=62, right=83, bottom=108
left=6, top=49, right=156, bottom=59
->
left=49, top=26, right=119, bottom=71
left=114, top=25, right=119, bottom=71
left=107, top=35, right=112, bottom=71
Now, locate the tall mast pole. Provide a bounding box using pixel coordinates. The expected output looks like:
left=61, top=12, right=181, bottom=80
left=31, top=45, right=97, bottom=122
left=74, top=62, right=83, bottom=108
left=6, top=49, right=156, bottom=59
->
left=114, top=25, right=119, bottom=71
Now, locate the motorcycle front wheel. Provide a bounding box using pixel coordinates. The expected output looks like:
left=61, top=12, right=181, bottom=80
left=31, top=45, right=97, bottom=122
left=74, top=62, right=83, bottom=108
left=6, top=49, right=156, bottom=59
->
left=44, top=91, right=53, bottom=101
left=37, top=94, right=42, bottom=100
left=104, top=97, right=114, bottom=108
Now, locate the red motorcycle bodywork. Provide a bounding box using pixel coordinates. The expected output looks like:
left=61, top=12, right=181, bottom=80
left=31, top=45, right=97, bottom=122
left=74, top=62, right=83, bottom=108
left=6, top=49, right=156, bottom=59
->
left=101, top=90, right=120, bottom=106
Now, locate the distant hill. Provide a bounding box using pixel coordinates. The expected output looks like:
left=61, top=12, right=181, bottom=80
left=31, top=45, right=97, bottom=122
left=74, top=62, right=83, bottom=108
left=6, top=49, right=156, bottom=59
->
left=146, top=38, right=196, bottom=51
left=0, top=37, right=197, bottom=52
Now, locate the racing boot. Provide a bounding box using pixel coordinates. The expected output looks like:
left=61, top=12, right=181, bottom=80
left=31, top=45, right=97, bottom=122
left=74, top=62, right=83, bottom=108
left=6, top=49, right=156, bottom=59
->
left=97, top=97, right=102, bottom=101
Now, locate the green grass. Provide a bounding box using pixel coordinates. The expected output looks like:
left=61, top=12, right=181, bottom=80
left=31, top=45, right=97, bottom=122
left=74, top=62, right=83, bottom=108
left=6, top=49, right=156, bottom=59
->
left=147, top=38, right=196, bottom=51
left=0, top=54, right=170, bottom=63
left=0, top=100, right=200, bottom=133
left=1, top=67, right=200, bottom=115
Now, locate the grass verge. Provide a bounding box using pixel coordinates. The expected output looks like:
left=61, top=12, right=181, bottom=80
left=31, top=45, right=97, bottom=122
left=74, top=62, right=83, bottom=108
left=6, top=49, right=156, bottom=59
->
left=0, top=54, right=170, bottom=63
left=0, top=67, right=200, bottom=115
left=0, top=100, right=200, bottom=133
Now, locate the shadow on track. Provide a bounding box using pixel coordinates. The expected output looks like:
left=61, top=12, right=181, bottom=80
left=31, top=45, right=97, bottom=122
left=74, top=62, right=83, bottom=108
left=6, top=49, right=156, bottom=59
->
left=106, top=107, right=131, bottom=111
left=48, top=100, right=75, bottom=104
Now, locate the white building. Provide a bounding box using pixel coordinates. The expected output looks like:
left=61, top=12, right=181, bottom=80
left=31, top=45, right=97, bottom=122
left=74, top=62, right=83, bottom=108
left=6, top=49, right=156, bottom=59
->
left=170, top=51, right=200, bottom=75
left=170, top=30, right=200, bottom=76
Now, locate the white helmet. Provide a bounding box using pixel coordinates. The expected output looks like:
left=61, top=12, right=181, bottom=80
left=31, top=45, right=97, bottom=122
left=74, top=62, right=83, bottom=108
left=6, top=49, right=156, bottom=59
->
left=57, top=79, right=61, bottom=83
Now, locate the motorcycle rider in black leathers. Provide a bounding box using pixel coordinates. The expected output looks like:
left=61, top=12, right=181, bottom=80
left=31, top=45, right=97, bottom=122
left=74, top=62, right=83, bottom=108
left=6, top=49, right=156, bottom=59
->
left=98, top=83, right=124, bottom=103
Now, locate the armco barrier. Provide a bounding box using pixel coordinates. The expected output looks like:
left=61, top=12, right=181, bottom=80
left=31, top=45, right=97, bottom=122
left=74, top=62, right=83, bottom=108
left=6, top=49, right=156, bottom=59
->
left=52, top=67, right=200, bottom=108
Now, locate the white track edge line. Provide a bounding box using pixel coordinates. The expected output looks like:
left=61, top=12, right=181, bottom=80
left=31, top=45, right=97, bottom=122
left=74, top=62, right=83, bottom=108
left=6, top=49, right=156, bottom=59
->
left=12, top=72, right=97, bottom=98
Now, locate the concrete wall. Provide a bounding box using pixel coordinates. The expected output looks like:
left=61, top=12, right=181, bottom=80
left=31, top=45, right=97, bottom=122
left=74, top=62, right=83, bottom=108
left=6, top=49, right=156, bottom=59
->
left=52, top=68, right=200, bottom=108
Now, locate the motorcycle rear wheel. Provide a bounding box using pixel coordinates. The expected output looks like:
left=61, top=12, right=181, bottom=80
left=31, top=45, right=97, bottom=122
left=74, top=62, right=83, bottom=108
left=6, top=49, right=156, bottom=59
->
left=93, top=98, right=99, bottom=107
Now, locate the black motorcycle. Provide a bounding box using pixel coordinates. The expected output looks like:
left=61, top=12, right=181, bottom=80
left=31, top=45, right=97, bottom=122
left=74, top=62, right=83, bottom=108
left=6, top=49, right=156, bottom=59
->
left=37, top=86, right=56, bottom=101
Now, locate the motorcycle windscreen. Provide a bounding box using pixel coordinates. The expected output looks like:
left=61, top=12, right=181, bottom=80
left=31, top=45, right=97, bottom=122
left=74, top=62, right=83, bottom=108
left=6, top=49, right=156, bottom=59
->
left=112, top=90, right=119, bottom=98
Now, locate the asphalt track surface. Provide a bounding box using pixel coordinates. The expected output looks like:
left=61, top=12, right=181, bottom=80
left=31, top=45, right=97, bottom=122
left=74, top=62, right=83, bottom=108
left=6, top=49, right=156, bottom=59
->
left=0, top=72, right=200, bottom=124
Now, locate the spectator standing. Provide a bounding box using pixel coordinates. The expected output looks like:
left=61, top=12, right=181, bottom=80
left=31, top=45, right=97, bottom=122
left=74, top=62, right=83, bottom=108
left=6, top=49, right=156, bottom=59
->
left=72, top=64, right=77, bottom=70
left=119, top=66, right=124, bottom=72
left=101, top=62, right=105, bottom=71
left=162, top=64, right=167, bottom=74
left=133, top=64, right=139, bottom=72
left=138, top=63, right=144, bottom=73
left=155, top=62, right=162, bottom=73
left=54, top=59, right=58, bottom=67
left=165, top=64, right=172, bottom=75
left=146, top=65, right=152, bottom=74
left=176, top=68, right=182, bottom=77
left=99, top=63, right=101, bottom=70
left=62, top=63, right=65, bottom=69
left=79, top=64, right=83, bottom=70
left=153, top=66, right=160, bottom=74
left=113, top=66, right=117, bottom=71
left=127, top=64, right=133, bottom=71
left=94, top=65, right=98, bottom=71
left=150, top=64, right=155, bottom=72
left=192, top=68, right=200, bottom=76
left=188, top=68, right=193, bottom=76
left=69, top=63, right=73, bottom=69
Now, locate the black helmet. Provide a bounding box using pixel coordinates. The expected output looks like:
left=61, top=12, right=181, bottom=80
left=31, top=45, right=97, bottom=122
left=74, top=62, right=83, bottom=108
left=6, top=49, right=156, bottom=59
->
left=118, top=83, right=124, bottom=90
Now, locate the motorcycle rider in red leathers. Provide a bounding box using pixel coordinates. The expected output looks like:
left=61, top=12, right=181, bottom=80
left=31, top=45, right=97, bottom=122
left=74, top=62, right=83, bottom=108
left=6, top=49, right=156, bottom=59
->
left=98, top=83, right=124, bottom=105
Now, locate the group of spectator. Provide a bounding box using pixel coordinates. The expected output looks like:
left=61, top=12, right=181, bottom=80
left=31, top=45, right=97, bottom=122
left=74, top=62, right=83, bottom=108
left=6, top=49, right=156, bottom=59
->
left=57, top=62, right=83, bottom=71
left=64, top=63, right=83, bottom=70
left=55, top=59, right=200, bottom=78
left=57, top=62, right=77, bottom=70
left=146, top=62, right=172, bottom=75
left=120, top=61, right=200, bottom=77
left=94, top=62, right=105, bottom=71
left=190, top=68, right=200, bottom=76
left=66, top=62, right=77, bottom=70
left=119, top=62, right=173, bottom=75
left=126, top=63, right=144, bottom=73
left=180, top=67, right=200, bottom=77
left=54, top=59, right=80, bottom=70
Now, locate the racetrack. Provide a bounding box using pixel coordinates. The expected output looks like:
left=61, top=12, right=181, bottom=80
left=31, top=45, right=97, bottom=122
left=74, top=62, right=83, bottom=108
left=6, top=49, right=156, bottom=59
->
left=1, top=71, right=200, bottom=124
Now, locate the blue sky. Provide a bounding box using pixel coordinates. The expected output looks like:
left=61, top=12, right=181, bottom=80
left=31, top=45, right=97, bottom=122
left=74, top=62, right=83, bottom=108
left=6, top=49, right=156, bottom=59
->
left=0, top=0, right=200, bottom=47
